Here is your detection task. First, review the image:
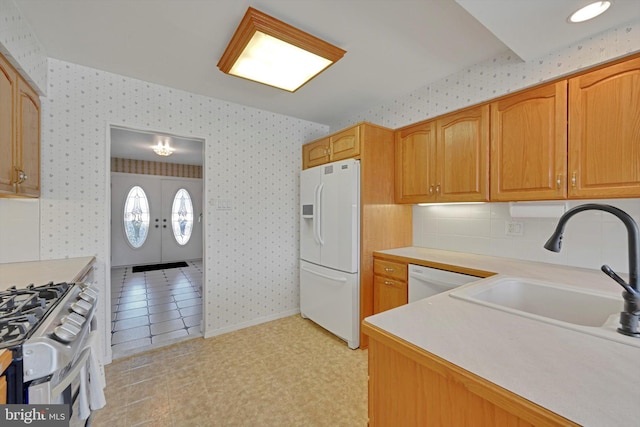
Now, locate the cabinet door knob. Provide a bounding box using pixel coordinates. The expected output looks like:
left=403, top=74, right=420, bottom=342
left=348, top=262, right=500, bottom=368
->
left=384, top=267, right=395, bottom=272
left=429, top=185, right=434, bottom=195
left=556, top=174, right=562, bottom=189
left=14, top=168, right=27, bottom=184
left=383, top=281, right=394, bottom=286
left=571, top=172, right=577, bottom=188
left=435, top=184, right=441, bottom=194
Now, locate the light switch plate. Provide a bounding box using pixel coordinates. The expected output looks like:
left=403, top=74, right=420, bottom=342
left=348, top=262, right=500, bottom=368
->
left=215, top=199, right=232, bottom=210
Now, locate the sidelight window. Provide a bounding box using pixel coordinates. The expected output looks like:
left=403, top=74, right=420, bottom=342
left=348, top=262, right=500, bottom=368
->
left=123, top=186, right=150, bottom=248
left=171, top=189, right=194, bottom=245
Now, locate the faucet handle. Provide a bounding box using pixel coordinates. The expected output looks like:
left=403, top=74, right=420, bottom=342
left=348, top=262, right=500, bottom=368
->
left=601, top=265, right=638, bottom=296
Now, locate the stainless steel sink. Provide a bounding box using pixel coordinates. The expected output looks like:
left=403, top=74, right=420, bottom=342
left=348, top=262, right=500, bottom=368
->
left=449, top=276, right=640, bottom=347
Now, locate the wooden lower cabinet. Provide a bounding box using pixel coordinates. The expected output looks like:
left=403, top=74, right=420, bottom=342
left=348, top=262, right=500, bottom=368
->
left=363, top=323, right=578, bottom=427
left=373, top=275, right=406, bottom=314
left=0, top=349, right=11, bottom=404
left=372, top=257, right=408, bottom=314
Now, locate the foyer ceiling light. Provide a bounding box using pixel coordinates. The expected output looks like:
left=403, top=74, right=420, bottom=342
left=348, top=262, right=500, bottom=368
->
left=217, top=7, right=346, bottom=92
left=152, top=138, right=174, bottom=157
left=569, top=1, right=611, bottom=23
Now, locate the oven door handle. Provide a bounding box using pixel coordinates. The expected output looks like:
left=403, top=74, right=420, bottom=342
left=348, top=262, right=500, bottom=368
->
left=50, top=345, right=91, bottom=399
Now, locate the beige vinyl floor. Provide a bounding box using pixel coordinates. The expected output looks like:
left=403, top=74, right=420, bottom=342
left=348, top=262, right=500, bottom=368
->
left=92, top=315, right=368, bottom=427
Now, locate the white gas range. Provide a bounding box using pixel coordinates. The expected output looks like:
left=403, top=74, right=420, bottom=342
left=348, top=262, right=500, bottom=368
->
left=1, top=278, right=105, bottom=426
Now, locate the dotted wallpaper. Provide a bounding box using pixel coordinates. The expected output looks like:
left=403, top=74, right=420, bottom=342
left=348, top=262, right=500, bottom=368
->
left=0, top=0, right=47, bottom=93
left=37, top=58, right=328, bottom=360
left=333, top=19, right=640, bottom=130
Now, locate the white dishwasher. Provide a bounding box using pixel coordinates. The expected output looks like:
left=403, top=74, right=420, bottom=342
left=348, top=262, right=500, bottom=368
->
left=408, top=264, right=480, bottom=302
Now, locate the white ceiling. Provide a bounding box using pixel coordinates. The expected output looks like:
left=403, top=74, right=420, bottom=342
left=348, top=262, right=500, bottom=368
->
left=456, top=0, right=640, bottom=61
left=13, top=0, right=640, bottom=127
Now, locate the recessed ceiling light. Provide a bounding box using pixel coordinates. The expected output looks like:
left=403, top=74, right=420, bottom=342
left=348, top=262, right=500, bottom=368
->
left=569, top=1, right=612, bottom=23
left=218, top=7, right=346, bottom=92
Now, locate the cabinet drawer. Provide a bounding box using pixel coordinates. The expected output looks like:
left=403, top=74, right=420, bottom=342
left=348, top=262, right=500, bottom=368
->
left=373, top=275, right=408, bottom=313
left=373, top=259, right=407, bottom=281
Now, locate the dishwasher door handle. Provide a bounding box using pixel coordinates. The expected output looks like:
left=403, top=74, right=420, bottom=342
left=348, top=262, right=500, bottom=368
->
left=409, top=274, right=460, bottom=288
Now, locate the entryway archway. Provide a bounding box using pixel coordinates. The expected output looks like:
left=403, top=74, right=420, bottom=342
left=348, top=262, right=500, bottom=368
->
left=108, top=125, right=206, bottom=359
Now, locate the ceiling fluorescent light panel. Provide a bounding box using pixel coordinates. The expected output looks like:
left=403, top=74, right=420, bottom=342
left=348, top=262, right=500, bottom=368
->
left=218, top=7, right=346, bottom=92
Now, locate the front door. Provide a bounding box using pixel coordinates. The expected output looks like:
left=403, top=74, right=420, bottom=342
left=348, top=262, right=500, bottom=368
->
left=160, top=178, right=203, bottom=263
left=111, top=173, right=203, bottom=267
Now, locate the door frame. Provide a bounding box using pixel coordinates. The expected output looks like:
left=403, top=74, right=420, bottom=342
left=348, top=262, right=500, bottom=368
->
left=104, top=122, right=208, bottom=364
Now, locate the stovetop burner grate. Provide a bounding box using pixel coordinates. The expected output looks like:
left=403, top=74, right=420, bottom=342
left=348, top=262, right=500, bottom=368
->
left=0, top=281, right=72, bottom=348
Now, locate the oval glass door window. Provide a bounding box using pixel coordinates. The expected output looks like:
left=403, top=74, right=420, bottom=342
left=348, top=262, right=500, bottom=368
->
left=123, top=186, right=150, bottom=248
left=171, top=188, right=194, bottom=245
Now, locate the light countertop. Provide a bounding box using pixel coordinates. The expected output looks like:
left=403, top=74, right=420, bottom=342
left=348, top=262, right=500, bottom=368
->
left=366, top=247, right=639, bottom=427
left=0, top=257, right=95, bottom=290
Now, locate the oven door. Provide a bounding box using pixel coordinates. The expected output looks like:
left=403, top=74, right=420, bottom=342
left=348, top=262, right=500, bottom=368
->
left=27, top=319, right=98, bottom=427
left=27, top=331, right=97, bottom=427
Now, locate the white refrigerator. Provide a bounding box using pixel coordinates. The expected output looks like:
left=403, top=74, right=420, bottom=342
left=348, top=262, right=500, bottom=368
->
left=300, top=158, right=360, bottom=349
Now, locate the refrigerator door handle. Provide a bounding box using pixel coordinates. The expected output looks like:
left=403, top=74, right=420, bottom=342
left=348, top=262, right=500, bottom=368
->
left=312, top=184, right=321, bottom=245
left=301, top=265, right=348, bottom=283
left=316, top=183, right=325, bottom=246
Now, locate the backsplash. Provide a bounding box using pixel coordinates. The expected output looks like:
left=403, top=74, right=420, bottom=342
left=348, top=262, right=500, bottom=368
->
left=0, top=198, right=39, bottom=263
left=413, top=199, right=640, bottom=274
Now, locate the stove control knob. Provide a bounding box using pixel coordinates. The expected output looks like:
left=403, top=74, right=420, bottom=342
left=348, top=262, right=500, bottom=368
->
left=53, top=323, right=81, bottom=343
left=63, top=312, right=86, bottom=327
left=71, top=300, right=92, bottom=316
left=79, top=291, right=96, bottom=304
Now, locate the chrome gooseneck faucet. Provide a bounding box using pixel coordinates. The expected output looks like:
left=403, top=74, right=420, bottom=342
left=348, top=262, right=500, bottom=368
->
left=544, top=204, right=640, bottom=337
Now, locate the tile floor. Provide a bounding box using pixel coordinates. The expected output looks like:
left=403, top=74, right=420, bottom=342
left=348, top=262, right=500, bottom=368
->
left=110, top=260, right=203, bottom=359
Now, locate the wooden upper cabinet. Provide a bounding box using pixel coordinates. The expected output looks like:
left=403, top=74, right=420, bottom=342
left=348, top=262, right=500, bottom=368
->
left=0, top=54, right=17, bottom=194
left=569, top=56, right=640, bottom=198
left=17, top=79, right=40, bottom=197
left=490, top=81, right=568, bottom=201
left=302, top=137, right=330, bottom=170
left=302, top=125, right=361, bottom=170
left=395, top=120, right=437, bottom=203
left=436, top=105, right=489, bottom=202
left=329, top=126, right=360, bottom=162
left=0, top=52, right=40, bottom=198
left=396, top=105, right=489, bottom=204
